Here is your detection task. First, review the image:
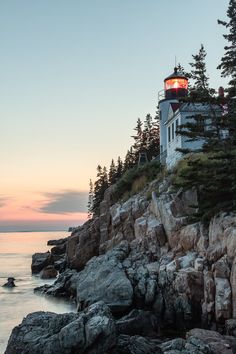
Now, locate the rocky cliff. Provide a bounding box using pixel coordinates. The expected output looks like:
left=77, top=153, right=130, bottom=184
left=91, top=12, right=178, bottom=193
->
left=5, top=178, right=236, bottom=354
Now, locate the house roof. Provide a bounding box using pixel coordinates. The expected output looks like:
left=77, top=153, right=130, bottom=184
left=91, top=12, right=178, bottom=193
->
left=170, top=103, right=180, bottom=112
left=164, top=102, right=223, bottom=126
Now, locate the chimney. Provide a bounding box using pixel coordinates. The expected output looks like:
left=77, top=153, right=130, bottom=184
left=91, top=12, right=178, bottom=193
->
left=218, top=86, right=224, bottom=98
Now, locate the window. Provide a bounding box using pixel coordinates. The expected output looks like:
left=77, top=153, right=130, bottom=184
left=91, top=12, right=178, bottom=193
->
left=176, top=118, right=179, bottom=130
left=195, top=115, right=205, bottom=132
left=168, top=127, right=171, bottom=142
left=172, top=123, right=175, bottom=140
left=159, top=110, right=162, bottom=120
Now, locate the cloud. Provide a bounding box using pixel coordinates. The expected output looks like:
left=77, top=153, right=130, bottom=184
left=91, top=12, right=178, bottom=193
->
left=0, top=195, right=9, bottom=208
left=39, top=190, right=88, bottom=214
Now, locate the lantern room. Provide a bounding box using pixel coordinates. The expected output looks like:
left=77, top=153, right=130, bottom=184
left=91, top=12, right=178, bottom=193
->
left=164, top=67, right=188, bottom=100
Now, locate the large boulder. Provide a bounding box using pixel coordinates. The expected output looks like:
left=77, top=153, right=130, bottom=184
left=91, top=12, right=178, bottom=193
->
left=208, top=213, right=236, bottom=262
left=3, top=277, right=16, bottom=287
left=187, top=328, right=235, bottom=354
left=151, top=191, right=188, bottom=248
left=31, top=252, right=53, bottom=274
left=5, top=302, right=117, bottom=354
left=47, top=238, right=68, bottom=246
left=178, top=223, right=201, bottom=252
left=50, top=243, right=66, bottom=255
left=116, top=309, right=159, bottom=337
left=35, top=269, right=77, bottom=298
left=66, top=217, right=100, bottom=270
left=114, top=335, right=162, bottom=354
left=230, top=258, right=236, bottom=318
left=40, top=265, right=57, bottom=279
left=99, top=194, right=149, bottom=254
left=76, top=242, right=133, bottom=314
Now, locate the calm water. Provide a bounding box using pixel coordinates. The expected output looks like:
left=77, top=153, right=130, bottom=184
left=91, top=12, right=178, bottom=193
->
left=0, top=231, right=76, bottom=353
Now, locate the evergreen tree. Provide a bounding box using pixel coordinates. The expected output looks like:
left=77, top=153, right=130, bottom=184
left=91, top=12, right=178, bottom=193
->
left=124, top=147, right=136, bottom=172
left=146, top=113, right=160, bottom=160
left=115, top=156, right=123, bottom=180
left=218, top=0, right=236, bottom=97
left=131, top=118, right=143, bottom=163
left=188, top=44, right=214, bottom=100
left=175, top=8, right=236, bottom=222
left=108, top=159, right=116, bottom=185
left=177, top=63, right=192, bottom=90
left=87, top=179, right=94, bottom=218
left=93, top=165, right=109, bottom=214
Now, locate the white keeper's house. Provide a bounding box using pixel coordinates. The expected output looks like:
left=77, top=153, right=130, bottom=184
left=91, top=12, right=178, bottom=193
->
left=158, top=68, right=223, bottom=169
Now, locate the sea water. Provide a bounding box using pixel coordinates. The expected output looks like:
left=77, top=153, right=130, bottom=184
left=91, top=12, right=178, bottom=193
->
left=0, top=231, right=76, bottom=353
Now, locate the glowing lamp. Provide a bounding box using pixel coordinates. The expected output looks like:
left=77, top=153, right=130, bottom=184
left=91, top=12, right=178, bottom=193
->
left=164, top=68, right=188, bottom=99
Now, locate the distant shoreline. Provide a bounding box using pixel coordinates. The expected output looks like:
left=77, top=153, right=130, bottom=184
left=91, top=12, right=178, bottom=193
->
left=0, top=230, right=68, bottom=233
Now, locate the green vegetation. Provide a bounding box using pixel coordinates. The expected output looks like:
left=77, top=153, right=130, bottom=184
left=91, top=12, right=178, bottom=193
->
left=88, top=114, right=160, bottom=216
left=113, top=161, right=161, bottom=202
left=88, top=0, right=236, bottom=222
left=174, top=0, right=236, bottom=223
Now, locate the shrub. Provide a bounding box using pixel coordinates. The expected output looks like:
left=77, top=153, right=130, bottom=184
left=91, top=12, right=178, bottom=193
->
left=114, top=161, right=161, bottom=202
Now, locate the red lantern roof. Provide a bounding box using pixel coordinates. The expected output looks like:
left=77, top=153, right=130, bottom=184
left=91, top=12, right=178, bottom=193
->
left=164, top=68, right=188, bottom=91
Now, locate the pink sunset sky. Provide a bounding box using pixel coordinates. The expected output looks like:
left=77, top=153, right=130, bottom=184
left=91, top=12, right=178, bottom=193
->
left=0, top=0, right=228, bottom=231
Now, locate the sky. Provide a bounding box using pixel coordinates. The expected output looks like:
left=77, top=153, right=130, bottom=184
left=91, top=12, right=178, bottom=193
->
left=0, top=0, right=229, bottom=231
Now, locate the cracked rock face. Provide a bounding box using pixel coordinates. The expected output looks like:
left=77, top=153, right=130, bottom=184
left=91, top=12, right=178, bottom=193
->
left=75, top=242, right=134, bottom=314
left=5, top=302, right=117, bottom=354
left=25, top=180, right=236, bottom=354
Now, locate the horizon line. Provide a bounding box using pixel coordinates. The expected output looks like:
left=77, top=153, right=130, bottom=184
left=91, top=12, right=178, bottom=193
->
left=0, top=229, right=69, bottom=233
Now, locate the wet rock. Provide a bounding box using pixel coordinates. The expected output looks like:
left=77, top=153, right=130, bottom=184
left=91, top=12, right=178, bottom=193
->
left=47, top=238, right=68, bottom=246
left=31, top=252, right=53, bottom=274
left=226, top=319, right=236, bottom=336
left=116, top=309, right=159, bottom=337
left=66, top=218, right=101, bottom=271
left=231, top=258, right=236, bottom=318
left=76, top=242, right=133, bottom=314
left=54, top=256, right=67, bottom=273
left=50, top=244, right=66, bottom=255
left=187, top=328, right=234, bottom=354
left=3, top=277, right=16, bottom=287
left=5, top=302, right=116, bottom=354
left=40, top=265, right=57, bottom=279
left=35, top=269, right=77, bottom=298
left=113, top=335, right=162, bottom=354
left=160, top=338, right=186, bottom=352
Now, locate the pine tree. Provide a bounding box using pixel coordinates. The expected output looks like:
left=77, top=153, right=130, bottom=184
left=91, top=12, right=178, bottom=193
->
left=218, top=0, right=236, bottom=97
left=175, top=10, right=236, bottom=221
left=115, top=157, right=123, bottom=181
left=188, top=44, right=215, bottom=100
left=108, top=159, right=116, bottom=185
left=124, top=147, right=136, bottom=172
left=93, top=165, right=109, bottom=214
left=146, top=113, right=160, bottom=160
left=176, top=45, right=217, bottom=154
left=131, top=118, right=143, bottom=163
left=177, top=63, right=192, bottom=90
left=87, top=179, right=94, bottom=218
left=142, top=114, right=152, bottom=158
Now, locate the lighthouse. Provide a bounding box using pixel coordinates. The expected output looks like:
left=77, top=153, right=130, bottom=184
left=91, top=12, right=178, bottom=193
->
left=158, top=68, right=222, bottom=169
left=159, top=67, right=188, bottom=165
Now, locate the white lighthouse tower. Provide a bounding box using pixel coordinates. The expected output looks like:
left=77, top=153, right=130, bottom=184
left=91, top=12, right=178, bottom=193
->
left=159, top=67, right=188, bottom=165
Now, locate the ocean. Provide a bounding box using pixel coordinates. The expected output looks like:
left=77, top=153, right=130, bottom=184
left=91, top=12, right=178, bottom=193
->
left=0, top=231, right=77, bottom=354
